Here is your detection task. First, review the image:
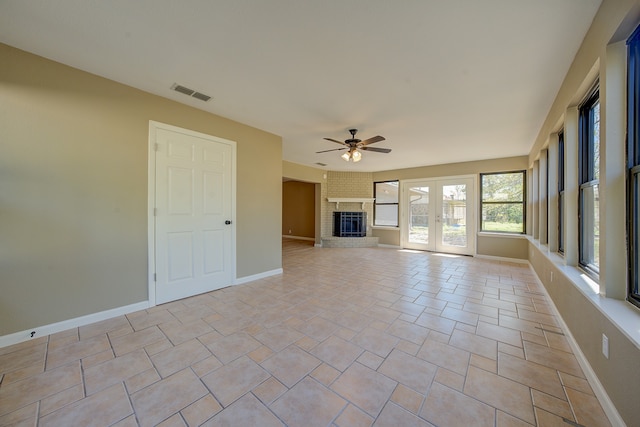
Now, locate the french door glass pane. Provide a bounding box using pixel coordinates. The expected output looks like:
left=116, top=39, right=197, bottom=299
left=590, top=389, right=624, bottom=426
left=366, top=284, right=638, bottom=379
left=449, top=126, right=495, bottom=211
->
left=441, top=184, right=466, bottom=247
left=409, top=186, right=429, bottom=244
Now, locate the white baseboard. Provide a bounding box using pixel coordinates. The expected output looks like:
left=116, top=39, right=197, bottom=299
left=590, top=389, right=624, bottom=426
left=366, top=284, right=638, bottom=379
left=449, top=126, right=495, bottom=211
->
left=235, top=268, right=283, bottom=285
left=1, top=267, right=287, bottom=349
left=0, top=301, right=150, bottom=349
left=475, top=254, right=530, bottom=264
left=530, top=267, right=626, bottom=427
left=282, top=235, right=315, bottom=241
left=378, top=244, right=402, bottom=249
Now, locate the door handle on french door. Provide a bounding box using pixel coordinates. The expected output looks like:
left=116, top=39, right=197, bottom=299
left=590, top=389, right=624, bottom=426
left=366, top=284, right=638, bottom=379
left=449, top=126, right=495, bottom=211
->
left=225, top=220, right=232, bottom=225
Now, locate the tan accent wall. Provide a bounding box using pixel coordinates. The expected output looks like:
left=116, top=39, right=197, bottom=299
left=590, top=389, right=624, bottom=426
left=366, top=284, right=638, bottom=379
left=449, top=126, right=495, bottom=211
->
left=0, top=43, right=282, bottom=336
left=282, top=161, right=326, bottom=244
left=282, top=181, right=315, bottom=238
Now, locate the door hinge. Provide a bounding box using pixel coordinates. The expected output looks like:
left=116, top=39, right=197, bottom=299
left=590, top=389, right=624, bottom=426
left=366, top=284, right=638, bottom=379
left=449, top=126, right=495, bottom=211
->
left=153, top=273, right=157, bottom=282
left=154, top=208, right=158, bottom=216
left=154, top=143, right=159, bottom=151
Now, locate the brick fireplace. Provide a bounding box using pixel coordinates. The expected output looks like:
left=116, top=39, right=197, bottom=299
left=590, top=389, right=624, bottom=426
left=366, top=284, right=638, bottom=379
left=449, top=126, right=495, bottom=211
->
left=333, top=211, right=367, bottom=237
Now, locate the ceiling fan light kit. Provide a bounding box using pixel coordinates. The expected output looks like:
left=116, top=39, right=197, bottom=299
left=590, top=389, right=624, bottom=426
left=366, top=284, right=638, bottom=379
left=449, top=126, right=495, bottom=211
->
left=317, top=129, right=390, bottom=163
left=342, top=148, right=362, bottom=162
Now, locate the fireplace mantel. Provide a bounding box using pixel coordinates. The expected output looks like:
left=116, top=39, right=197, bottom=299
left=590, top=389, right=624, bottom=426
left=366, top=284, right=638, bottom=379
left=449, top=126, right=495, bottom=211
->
left=327, top=197, right=375, bottom=210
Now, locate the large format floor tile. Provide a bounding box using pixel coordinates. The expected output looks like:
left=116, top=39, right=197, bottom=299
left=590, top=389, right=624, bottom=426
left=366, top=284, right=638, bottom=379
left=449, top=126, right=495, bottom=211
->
left=0, top=240, right=613, bottom=426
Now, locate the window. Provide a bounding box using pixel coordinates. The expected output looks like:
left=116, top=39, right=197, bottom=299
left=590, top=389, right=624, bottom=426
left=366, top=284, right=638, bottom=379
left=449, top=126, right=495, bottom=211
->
left=558, top=131, right=565, bottom=253
left=579, top=86, right=600, bottom=275
left=480, top=171, right=526, bottom=233
left=628, top=25, right=640, bottom=307
left=544, top=150, right=549, bottom=243
left=374, top=180, right=399, bottom=226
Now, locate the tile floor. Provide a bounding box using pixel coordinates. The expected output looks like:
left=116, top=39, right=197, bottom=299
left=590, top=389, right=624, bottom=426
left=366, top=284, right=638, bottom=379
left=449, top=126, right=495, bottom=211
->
left=0, top=240, right=612, bottom=426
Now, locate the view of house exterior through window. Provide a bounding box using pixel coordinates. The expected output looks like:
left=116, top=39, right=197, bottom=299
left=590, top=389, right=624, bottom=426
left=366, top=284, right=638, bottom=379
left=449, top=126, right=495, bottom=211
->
left=374, top=181, right=399, bottom=226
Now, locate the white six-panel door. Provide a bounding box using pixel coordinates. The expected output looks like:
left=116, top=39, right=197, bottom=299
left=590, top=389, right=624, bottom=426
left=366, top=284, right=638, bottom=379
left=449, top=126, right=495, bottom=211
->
left=149, top=122, right=235, bottom=305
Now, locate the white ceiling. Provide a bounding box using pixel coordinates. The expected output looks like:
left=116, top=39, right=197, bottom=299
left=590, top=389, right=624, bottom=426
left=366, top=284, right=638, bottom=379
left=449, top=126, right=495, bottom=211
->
left=0, top=0, right=601, bottom=172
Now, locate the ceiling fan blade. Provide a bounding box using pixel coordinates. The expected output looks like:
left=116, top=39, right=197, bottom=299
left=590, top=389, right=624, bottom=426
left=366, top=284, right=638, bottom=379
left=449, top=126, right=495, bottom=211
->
left=316, top=147, right=347, bottom=153
left=359, top=135, right=385, bottom=146
left=324, top=138, right=346, bottom=145
left=361, top=146, right=391, bottom=153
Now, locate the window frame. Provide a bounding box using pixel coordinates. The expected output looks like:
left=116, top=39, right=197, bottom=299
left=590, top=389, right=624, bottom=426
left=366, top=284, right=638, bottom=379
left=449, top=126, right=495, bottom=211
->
left=373, top=180, right=399, bottom=227
left=479, top=170, right=526, bottom=234
left=627, top=25, right=640, bottom=308
left=558, top=130, right=565, bottom=254
left=578, top=84, right=600, bottom=277
left=545, top=149, right=549, bottom=244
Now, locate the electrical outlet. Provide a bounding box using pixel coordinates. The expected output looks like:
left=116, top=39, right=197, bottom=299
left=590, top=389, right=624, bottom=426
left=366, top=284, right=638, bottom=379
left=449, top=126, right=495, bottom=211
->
left=288, top=229, right=292, bottom=234
left=550, top=271, right=553, bottom=282
left=602, top=334, right=609, bottom=359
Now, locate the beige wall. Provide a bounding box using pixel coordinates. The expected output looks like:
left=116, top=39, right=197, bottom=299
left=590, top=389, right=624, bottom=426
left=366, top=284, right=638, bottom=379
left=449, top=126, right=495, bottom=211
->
left=283, top=158, right=529, bottom=256
left=282, top=160, right=325, bottom=183
left=373, top=156, right=529, bottom=258
left=529, top=0, right=640, bottom=163
left=529, top=243, right=640, bottom=427
left=373, top=156, right=528, bottom=182
left=477, top=235, right=528, bottom=260
left=371, top=228, right=401, bottom=246
left=524, top=1, right=640, bottom=424
left=0, top=43, right=282, bottom=336
left=282, top=181, right=315, bottom=238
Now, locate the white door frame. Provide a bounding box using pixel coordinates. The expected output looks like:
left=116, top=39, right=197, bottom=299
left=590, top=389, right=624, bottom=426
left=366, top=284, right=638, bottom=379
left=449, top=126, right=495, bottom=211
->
left=147, top=121, right=237, bottom=307
left=400, top=174, right=477, bottom=255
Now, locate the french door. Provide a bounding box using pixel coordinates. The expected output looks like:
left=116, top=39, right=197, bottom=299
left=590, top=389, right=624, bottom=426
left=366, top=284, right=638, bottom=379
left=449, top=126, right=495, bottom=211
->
left=402, top=176, right=475, bottom=255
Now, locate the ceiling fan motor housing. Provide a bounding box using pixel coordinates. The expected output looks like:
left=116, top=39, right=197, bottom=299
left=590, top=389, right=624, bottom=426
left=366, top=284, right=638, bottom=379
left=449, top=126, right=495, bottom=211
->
left=348, top=129, right=360, bottom=145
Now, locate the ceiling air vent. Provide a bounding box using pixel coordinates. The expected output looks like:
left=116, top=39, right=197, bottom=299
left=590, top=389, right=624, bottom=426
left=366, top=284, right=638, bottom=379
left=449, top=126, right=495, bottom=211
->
left=171, top=83, right=212, bottom=102
left=192, top=92, right=212, bottom=102
left=315, top=162, right=327, bottom=166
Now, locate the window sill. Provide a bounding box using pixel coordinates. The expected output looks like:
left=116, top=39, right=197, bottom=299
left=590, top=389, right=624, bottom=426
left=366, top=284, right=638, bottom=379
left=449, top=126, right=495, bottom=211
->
left=371, top=226, right=400, bottom=231
left=477, top=231, right=528, bottom=239
left=528, top=237, right=640, bottom=350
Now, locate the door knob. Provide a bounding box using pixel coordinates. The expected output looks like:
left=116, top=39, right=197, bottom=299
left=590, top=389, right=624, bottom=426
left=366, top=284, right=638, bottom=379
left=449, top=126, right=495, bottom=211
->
left=225, top=220, right=232, bottom=225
